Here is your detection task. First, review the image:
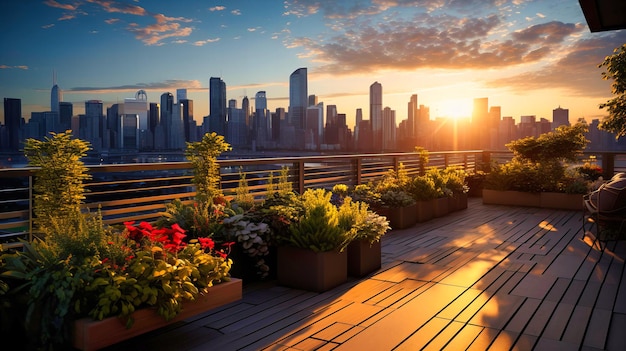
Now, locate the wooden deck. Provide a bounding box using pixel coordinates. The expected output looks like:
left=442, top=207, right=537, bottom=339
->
left=103, top=198, right=626, bottom=351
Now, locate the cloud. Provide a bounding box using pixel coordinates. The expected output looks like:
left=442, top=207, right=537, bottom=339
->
left=105, top=18, right=120, bottom=24
left=0, top=65, right=29, bottom=70
left=44, top=0, right=78, bottom=11
left=487, top=33, right=626, bottom=97
left=128, top=13, right=194, bottom=45
left=86, top=0, right=147, bottom=16
left=288, top=8, right=587, bottom=75
left=231, top=9, right=242, bottom=15
left=67, top=79, right=205, bottom=94
left=42, top=24, right=55, bottom=29
left=193, top=38, right=220, bottom=46
left=59, top=14, right=76, bottom=21
left=209, top=6, right=226, bottom=12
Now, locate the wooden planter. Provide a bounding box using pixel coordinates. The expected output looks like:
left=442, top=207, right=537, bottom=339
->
left=482, top=189, right=541, bottom=207
left=277, top=246, right=347, bottom=292
left=540, top=193, right=584, bottom=210
left=449, top=193, right=468, bottom=212
left=347, top=239, right=381, bottom=277
left=433, top=197, right=449, bottom=217
left=73, top=278, right=242, bottom=351
left=483, top=189, right=583, bottom=210
left=378, top=203, right=418, bottom=229
left=416, top=200, right=434, bottom=222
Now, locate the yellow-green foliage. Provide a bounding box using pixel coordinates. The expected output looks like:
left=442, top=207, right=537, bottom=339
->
left=286, top=189, right=352, bottom=252
left=185, top=132, right=231, bottom=202
left=23, top=131, right=91, bottom=231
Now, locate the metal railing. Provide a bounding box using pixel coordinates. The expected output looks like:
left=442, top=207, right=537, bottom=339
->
left=1, top=150, right=624, bottom=248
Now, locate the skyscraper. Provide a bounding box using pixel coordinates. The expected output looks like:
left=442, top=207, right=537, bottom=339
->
left=370, top=81, right=383, bottom=151
left=160, top=92, right=174, bottom=148
left=289, top=68, right=308, bottom=130
left=3, top=98, right=21, bottom=151
left=51, top=71, right=62, bottom=113
left=552, top=106, right=569, bottom=129
left=209, top=77, right=227, bottom=136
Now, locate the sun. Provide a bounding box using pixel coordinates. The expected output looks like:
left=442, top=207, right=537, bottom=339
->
left=438, top=98, right=473, bottom=120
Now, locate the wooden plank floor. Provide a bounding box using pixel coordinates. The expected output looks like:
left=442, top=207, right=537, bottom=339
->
left=103, top=198, right=626, bottom=351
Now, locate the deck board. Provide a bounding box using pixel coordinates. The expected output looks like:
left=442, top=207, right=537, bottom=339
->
left=102, top=199, right=626, bottom=351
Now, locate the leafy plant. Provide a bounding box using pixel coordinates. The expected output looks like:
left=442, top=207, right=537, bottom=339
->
left=338, top=197, right=390, bottom=245
left=408, top=175, right=438, bottom=201
left=598, top=44, right=626, bottom=138
left=185, top=132, right=231, bottom=202
left=23, top=130, right=91, bottom=231
left=379, top=190, right=416, bottom=207
left=280, top=189, right=353, bottom=252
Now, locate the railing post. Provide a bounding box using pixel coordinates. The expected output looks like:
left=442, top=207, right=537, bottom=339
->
left=601, top=152, right=615, bottom=179
left=355, top=157, right=362, bottom=185
left=293, top=160, right=305, bottom=194
left=29, top=174, right=33, bottom=242
left=482, top=151, right=491, bottom=172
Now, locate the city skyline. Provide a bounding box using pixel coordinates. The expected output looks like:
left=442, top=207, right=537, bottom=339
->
left=1, top=1, right=626, bottom=127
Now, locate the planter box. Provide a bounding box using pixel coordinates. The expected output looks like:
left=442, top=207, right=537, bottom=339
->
left=347, top=239, right=381, bottom=277
left=277, top=246, right=347, bottom=292
left=378, top=204, right=417, bottom=229
left=482, top=189, right=541, bottom=207
left=540, top=193, right=584, bottom=211
left=416, top=200, right=434, bottom=222
left=73, top=278, right=242, bottom=351
left=449, top=193, right=468, bottom=212
left=433, top=197, right=449, bottom=217
left=483, top=189, right=583, bottom=210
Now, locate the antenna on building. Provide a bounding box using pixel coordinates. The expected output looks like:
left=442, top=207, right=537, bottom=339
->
left=53, top=69, right=57, bottom=86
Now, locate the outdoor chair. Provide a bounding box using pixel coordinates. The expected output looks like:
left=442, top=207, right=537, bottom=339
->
left=582, top=173, right=626, bottom=250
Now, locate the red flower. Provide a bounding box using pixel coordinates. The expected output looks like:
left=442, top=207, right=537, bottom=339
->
left=199, top=237, right=215, bottom=250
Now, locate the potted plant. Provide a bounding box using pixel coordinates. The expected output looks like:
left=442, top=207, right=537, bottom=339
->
left=443, top=166, right=469, bottom=212
left=483, top=123, right=591, bottom=209
left=408, top=174, right=438, bottom=222
left=1, top=132, right=240, bottom=350
left=338, top=197, right=390, bottom=277
left=275, top=188, right=355, bottom=292
left=370, top=163, right=418, bottom=229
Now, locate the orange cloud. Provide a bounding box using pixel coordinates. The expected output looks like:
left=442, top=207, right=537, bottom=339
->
left=44, top=0, right=78, bottom=11
left=86, top=0, right=147, bottom=16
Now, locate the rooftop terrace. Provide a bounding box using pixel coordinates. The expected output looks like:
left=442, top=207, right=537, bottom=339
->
left=102, top=198, right=626, bottom=351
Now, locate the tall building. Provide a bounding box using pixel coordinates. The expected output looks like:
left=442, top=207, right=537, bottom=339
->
left=51, top=71, right=62, bottom=113
left=181, top=99, right=193, bottom=142
left=472, top=97, right=489, bottom=149
left=242, top=96, right=250, bottom=127
left=382, top=106, right=396, bottom=151
left=289, top=68, right=308, bottom=130
left=160, top=93, right=174, bottom=148
left=3, top=98, right=21, bottom=151
left=82, top=100, right=104, bottom=150
left=59, top=102, right=73, bottom=132
left=176, top=89, right=187, bottom=103
left=408, top=94, right=418, bottom=139
left=209, top=77, right=227, bottom=136
left=370, top=81, right=383, bottom=151
left=553, top=106, right=569, bottom=129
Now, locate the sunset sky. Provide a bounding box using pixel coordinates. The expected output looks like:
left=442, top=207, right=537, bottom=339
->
left=1, top=0, right=626, bottom=127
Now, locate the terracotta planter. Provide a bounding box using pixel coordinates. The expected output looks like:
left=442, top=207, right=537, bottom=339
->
left=449, top=193, right=468, bottom=212
left=73, top=278, right=242, bottom=351
left=277, top=246, right=347, bottom=292
left=482, top=189, right=541, bottom=207
left=416, top=200, right=434, bottom=222
left=347, top=239, right=382, bottom=277
left=379, top=203, right=417, bottom=229
left=540, top=192, right=584, bottom=210
left=433, top=197, right=449, bottom=217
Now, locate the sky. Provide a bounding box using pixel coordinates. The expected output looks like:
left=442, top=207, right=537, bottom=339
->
left=1, top=0, right=626, bottom=128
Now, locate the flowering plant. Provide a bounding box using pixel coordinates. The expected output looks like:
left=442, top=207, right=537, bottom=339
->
left=379, top=189, right=416, bottom=207
left=0, top=217, right=232, bottom=349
